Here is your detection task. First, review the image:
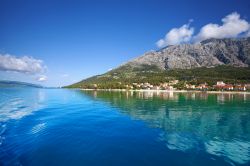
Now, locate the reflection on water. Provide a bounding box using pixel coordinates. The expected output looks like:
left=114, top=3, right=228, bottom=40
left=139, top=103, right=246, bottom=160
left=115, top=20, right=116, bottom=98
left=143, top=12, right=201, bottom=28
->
left=205, top=140, right=250, bottom=164
left=83, top=90, right=250, bottom=165
left=0, top=88, right=46, bottom=165
left=0, top=88, right=250, bottom=166
left=0, top=88, right=45, bottom=122
left=30, top=123, right=46, bottom=134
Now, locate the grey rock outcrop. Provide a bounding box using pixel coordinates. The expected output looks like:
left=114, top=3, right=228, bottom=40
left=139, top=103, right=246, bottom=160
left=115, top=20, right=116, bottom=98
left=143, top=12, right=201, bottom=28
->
left=126, top=37, right=250, bottom=69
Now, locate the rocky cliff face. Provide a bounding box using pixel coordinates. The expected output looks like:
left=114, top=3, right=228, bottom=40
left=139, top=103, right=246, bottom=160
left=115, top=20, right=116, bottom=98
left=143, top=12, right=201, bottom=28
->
left=126, top=37, right=250, bottom=69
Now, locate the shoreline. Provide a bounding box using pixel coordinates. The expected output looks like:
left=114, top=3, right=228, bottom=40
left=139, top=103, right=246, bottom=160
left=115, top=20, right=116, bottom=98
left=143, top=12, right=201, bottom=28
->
left=79, top=88, right=250, bottom=94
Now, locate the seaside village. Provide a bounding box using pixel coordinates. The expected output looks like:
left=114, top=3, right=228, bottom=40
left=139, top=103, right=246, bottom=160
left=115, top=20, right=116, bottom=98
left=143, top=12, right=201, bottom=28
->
left=122, top=80, right=250, bottom=91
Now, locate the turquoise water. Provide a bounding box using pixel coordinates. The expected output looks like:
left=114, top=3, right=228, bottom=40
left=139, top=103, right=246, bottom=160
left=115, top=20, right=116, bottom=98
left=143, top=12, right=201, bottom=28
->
left=0, top=88, right=250, bottom=166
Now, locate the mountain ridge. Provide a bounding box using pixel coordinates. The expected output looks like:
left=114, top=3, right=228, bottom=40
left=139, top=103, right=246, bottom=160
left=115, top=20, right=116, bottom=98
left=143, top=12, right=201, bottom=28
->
left=66, top=37, right=250, bottom=89
left=125, top=37, right=250, bottom=70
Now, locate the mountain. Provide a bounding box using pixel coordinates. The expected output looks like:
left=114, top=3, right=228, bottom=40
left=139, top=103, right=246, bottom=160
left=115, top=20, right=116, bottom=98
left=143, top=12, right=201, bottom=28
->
left=127, top=37, right=250, bottom=69
left=66, top=37, right=250, bottom=89
left=0, top=80, right=43, bottom=88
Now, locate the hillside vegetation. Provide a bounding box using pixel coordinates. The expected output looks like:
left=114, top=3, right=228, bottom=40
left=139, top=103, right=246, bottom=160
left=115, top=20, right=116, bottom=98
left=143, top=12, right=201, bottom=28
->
left=65, top=65, right=250, bottom=89
left=66, top=37, right=250, bottom=89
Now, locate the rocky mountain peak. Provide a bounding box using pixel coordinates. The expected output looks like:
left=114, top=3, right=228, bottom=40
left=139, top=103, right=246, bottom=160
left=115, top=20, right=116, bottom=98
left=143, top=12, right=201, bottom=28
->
left=126, top=37, right=250, bottom=70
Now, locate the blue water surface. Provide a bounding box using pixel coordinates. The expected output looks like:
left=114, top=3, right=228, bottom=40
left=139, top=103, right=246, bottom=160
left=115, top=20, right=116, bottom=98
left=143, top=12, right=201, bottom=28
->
left=0, top=88, right=250, bottom=166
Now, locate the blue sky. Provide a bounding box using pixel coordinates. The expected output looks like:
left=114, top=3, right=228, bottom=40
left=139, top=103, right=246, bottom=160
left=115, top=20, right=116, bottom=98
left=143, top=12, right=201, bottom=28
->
left=0, top=0, right=250, bottom=87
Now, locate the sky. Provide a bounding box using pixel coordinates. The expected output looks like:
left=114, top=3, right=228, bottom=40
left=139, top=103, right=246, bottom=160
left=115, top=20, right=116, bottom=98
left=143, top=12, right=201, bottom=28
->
left=0, top=0, right=250, bottom=87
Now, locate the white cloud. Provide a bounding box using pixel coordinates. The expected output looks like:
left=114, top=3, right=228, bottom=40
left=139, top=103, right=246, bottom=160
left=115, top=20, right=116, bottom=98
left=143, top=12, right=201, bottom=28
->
left=246, top=30, right=250, bottom=37
left=156, top=23, right=194, bottom=48
left=37, top=75, right=47, bottom=82
left=156, top=12, right=250, bottom=48
left=194, top=12, right=250, bottom=42
left=0, top=54, right=47, bottom=74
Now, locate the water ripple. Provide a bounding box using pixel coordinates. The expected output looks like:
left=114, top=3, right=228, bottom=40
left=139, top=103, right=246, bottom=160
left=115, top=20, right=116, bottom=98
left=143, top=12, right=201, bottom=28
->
left=1, top=89, right=250, bottom=166
left=205, top=139, right=250, bottom=164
